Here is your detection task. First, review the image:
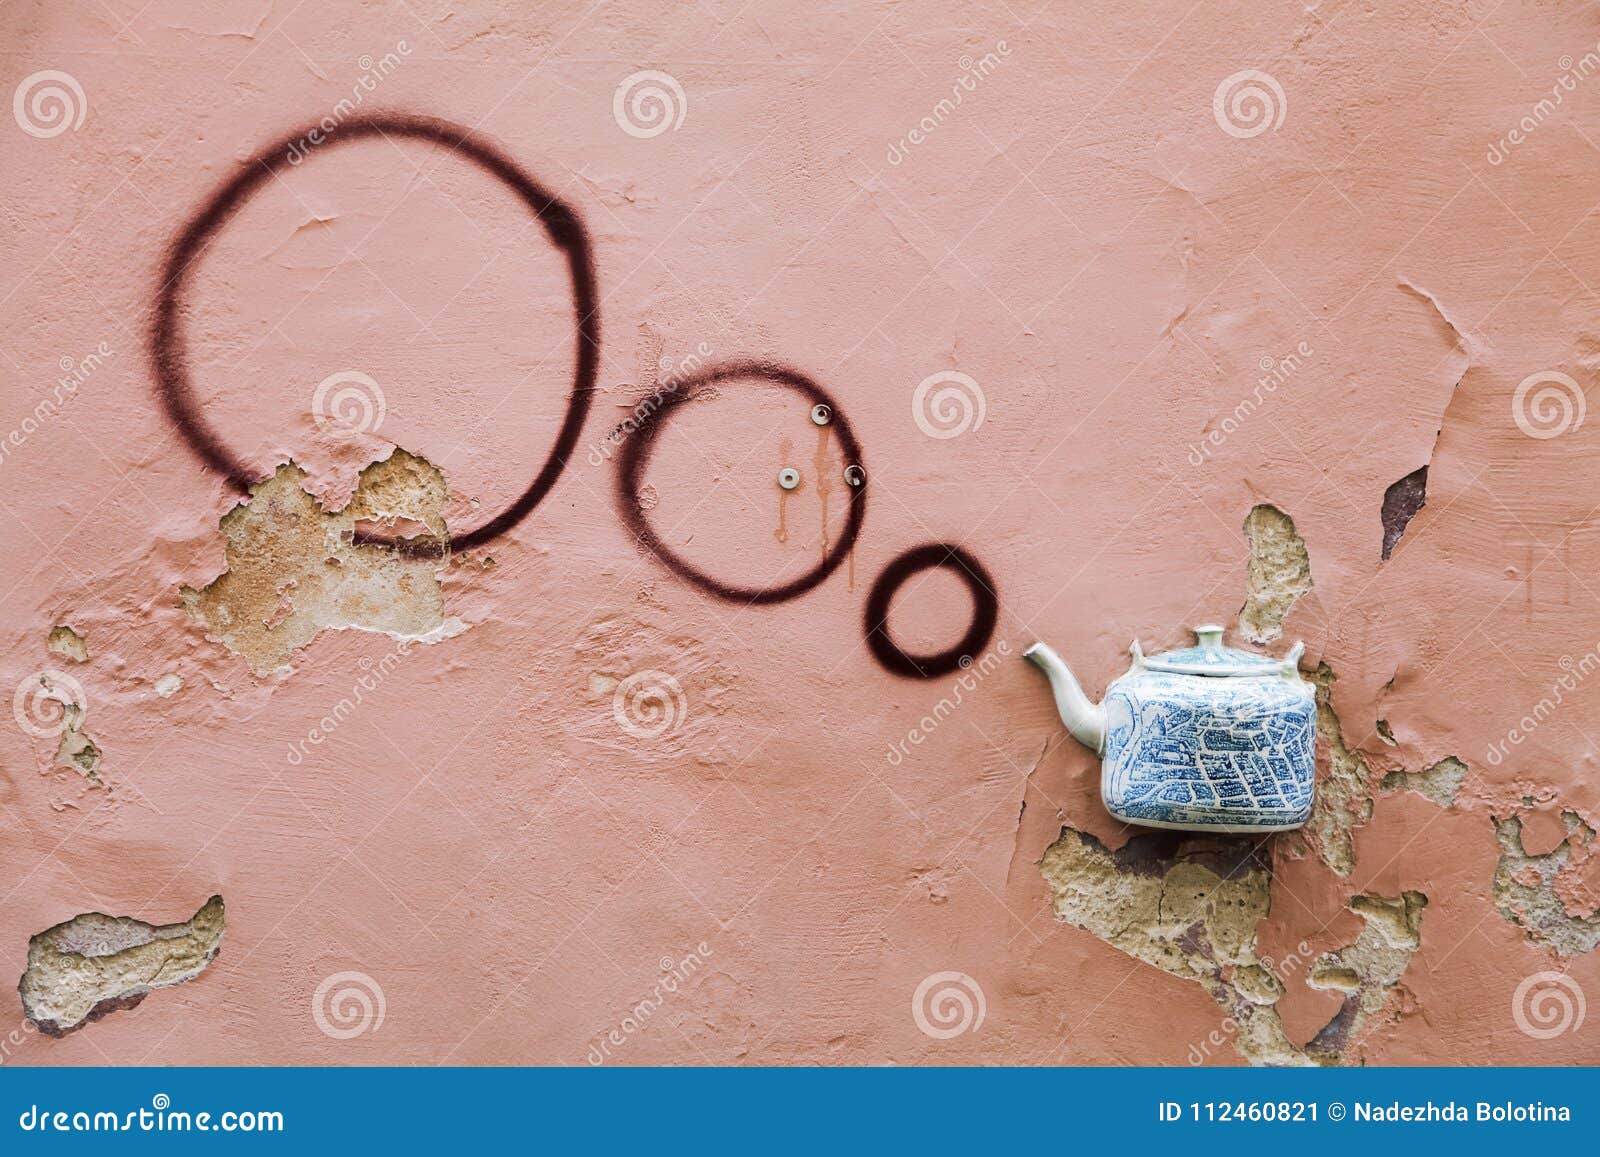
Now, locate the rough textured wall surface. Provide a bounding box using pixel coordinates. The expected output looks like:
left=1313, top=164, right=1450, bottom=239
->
left=2, top=0, right=1598, bottom=1065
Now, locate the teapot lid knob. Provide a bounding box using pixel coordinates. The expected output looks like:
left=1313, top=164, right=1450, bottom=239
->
left=1194, top=624, right=1225, bottom=650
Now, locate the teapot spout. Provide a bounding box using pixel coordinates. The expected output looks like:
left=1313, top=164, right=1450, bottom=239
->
left=1024, top=642, right=1106, bottom=754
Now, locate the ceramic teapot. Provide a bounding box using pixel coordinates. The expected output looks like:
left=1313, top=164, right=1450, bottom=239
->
left=1024, top=625, right=1314, bottom=833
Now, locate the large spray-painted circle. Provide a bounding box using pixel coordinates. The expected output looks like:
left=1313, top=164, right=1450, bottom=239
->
left=864, top=543, right=999, bottom=678
left=614, top=359, right=868, bottom=605
left=149, top=113, right=599, bottom=552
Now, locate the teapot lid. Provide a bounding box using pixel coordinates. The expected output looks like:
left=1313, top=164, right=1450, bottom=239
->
left=1137, top=625, right=1292, bottom=676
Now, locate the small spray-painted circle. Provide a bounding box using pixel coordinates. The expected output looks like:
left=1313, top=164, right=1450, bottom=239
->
left=149, top=113, right=599, bottom=553
left=864, top=543, right=998, bottom=679
left=777, top=467, right=801, bottom=490
left=615, top=359, right=867, bottom=604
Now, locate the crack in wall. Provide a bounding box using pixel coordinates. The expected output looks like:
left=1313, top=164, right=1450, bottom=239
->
left=19, top=896, right=224, bottom=1036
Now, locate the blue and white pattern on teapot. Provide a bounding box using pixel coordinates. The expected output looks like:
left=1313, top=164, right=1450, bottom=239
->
left=1024, top=624, right=1316, bottom=834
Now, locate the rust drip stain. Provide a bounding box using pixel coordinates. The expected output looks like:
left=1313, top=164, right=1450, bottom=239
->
left=813, top=421, right=834, bottom=563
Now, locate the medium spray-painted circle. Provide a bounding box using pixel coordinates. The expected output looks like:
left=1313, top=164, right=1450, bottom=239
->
left=614, top=359, right=867, bottom=604
left=864, top=543, right=998, bottom=678
left=149, top=113, right=599, bottom=552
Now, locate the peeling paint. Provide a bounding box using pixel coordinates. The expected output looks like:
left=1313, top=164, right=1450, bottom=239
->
left=180, top=451, right=465, bottom=675
left=1238, top=505, right=1312, bottom=644
left=1380, top=755, right=1468, bottom=808
left=46, top=625, right=88, bottom=662
left=1492, top=813, right=1600, bottom=956
left=1307, top=664, right=1375, bottom=877
left=19, top=897, right=224, bottom=1036
left=1038, top=827, right=1427, bottom=1065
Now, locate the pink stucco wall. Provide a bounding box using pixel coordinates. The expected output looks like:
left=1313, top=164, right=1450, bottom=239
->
left=2, top=0, right=1598, bottom=1064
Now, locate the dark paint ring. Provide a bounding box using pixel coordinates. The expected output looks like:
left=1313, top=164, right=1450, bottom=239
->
left=864, top=543, right=998, bottom=678
left=150, top=113, right=599, bottom=552
left=615, top=359, right=866, bottom=604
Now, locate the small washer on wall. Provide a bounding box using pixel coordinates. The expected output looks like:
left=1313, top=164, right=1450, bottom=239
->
left=864, top=543, right=999, bottom=679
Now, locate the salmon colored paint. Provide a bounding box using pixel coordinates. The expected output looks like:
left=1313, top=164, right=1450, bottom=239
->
left=2, top=0, right=1598, bottom=1064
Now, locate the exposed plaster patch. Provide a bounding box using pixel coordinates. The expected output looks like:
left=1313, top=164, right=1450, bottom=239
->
left=19, top=896, right=224, bottom=1036
left=1308, top=664, right=1375, bottom=877
left=1380, top=466, right=1427, bottom=560
left=153, top=674, right=183, bottom=698
left=180, top=451, right=464, bottom=675
left=54, top=703, right=102, bottom=783
left=1304, top=891, right=1427, bottom=1061
left=1038, top=828, right=1428, bottom=1065
left=1380, top=755, right=1468, bottom=807
left=47, top=625, right=89, bottom=662
left=1238, top=504, right=1312, bottom=644
left=1039, top=827, right=1311, bottom=1065
left=1492, top=813, right=1600, bottom=956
